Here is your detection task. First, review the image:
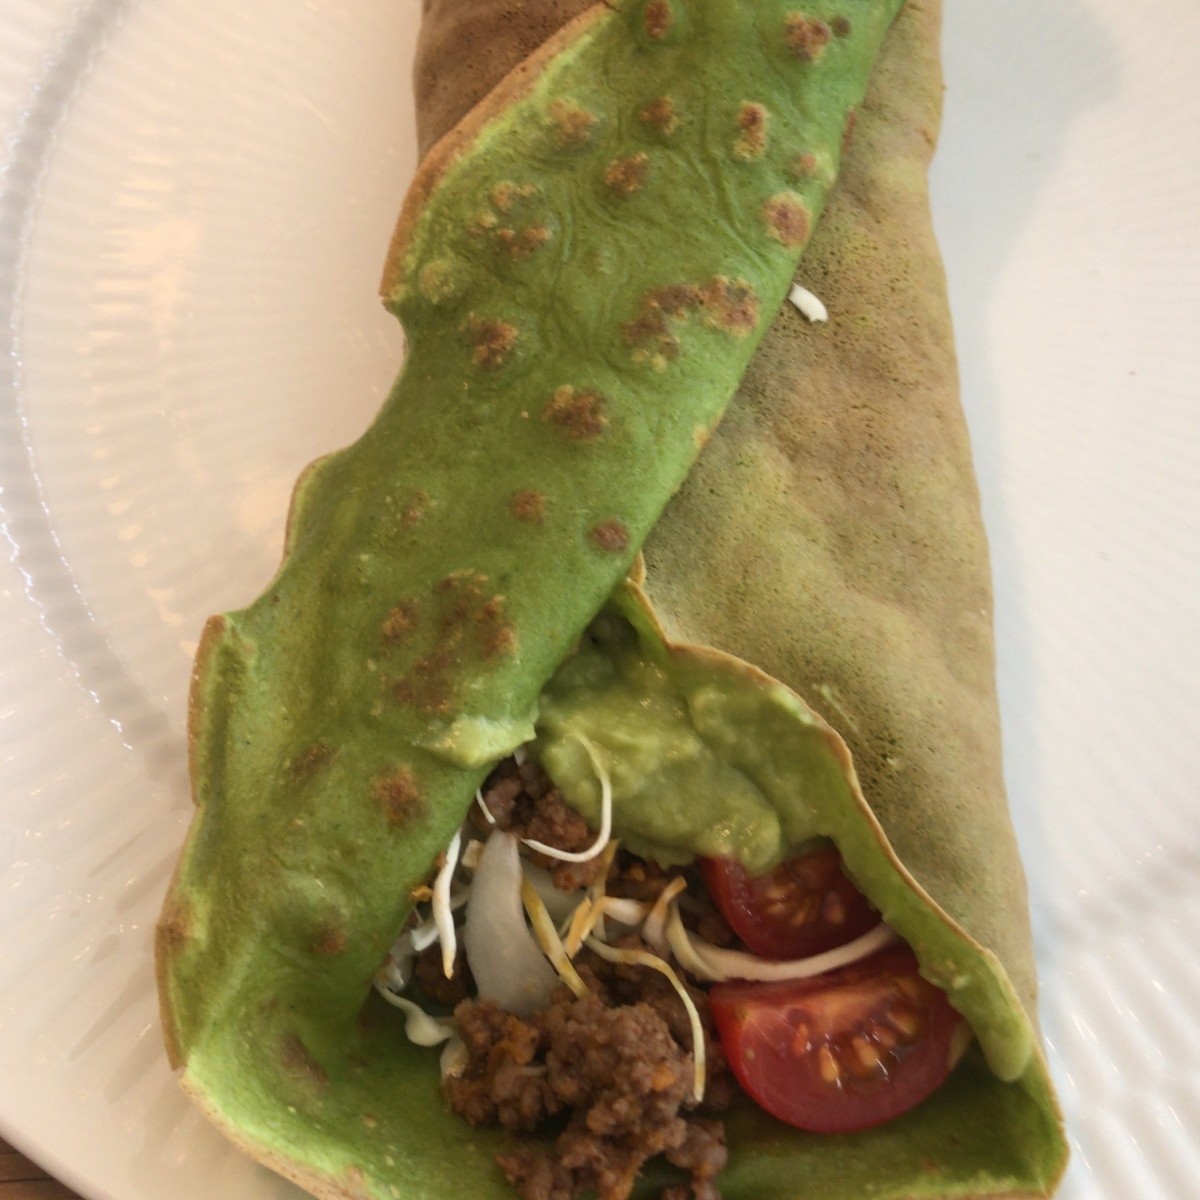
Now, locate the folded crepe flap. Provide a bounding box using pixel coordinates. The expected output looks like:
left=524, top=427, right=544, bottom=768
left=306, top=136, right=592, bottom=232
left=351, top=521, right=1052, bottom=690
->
left=380, top=3, right=607, bottom=303
left=639, top=0, right=1044, bottom=1021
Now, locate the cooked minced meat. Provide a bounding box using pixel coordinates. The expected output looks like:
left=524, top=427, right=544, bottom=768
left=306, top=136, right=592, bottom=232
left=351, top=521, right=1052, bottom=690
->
left=477, top=759, right=606, bottom=890
left=447, top=990, right=727, bottom=1200
left=413, top=940, right=473, bottom=1007
left=606, top=853, right=735, bottom=949
left=576, top=938, right=736, bottom=1116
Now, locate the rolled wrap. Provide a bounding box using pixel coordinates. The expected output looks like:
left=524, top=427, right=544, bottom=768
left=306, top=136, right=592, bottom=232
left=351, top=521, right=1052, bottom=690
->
left=157, top=2, right=1066, bottom=1198
left=415, top=0, right=1066, bottom=1196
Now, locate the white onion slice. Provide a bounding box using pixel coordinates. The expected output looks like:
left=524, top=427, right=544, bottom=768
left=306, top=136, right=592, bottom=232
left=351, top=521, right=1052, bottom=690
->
left=374, top=942, right=417, bottom=993
left=463, top=831, right=558, bottom=1016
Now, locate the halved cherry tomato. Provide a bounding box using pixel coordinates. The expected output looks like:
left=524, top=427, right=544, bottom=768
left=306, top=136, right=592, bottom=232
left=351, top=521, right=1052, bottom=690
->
left=700, top=849, right=878, bottom=959
left=709, top=946, right=966, bottom=1134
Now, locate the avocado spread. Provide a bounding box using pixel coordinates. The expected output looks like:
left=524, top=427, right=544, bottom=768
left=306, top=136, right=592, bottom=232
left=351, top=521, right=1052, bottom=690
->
left=535, top=605, right=835, bottom=875
left=533, top=583, right=1038, bottom=1086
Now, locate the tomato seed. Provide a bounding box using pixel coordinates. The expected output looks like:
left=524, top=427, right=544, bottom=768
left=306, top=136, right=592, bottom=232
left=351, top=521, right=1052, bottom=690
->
left=818, top=1045, right=842, bottom=1084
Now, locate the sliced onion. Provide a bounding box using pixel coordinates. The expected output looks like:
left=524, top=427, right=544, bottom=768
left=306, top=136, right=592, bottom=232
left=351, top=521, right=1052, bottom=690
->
left=463, top=831, right=558, bottom=1016
left=562, top=894, right=649, bottom=958
left=562, top=897, right=595, bottom=958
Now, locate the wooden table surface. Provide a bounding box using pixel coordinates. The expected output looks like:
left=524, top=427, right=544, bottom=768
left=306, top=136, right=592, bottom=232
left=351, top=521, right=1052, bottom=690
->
left=0, top=1139, right=81, bottom=1200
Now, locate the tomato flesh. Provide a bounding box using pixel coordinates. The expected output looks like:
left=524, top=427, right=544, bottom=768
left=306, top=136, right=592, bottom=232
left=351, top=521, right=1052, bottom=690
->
left=701, top=850, right=879, bottom=959
left=709, top=946, right=965, bottom=1134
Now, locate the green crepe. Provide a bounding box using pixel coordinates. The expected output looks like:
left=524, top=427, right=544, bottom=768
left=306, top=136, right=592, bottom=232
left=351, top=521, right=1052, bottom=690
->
left=157, top=2, right=1067, bottom=1199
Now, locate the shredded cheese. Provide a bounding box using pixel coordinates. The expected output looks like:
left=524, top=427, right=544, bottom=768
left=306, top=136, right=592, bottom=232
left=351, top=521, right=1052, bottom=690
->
left=598, top=897, right=648, bottom=927
left=668, top=904, right=898, bottom=982
left=374, top=989, right=456, bottom=1046
left=664, top=905, right=722, bottom=981
left=520, top=735, right=612, bottom=863
left=433, top=829, right=462, bottom=977
left=788, top=282, right=828, bottom=323
left=563, top=897, right=595, bottom=958
left=522, top=876, right=591, bottom=999
left=585, top=936, right=706, bottom=1103
left=642, top=876, right=688, bottom=954
left=562, top=895, right=649, bottom=958
left=475, top=787, right=497, bottom=827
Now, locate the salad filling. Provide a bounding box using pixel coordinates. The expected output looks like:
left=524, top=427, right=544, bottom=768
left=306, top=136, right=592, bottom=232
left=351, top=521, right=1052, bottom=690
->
left=375, top=755, right=967, bottom=1200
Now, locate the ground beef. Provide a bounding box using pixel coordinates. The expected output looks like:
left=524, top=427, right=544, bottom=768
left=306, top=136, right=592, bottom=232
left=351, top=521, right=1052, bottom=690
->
left=606, top=851, right=673, bottom=904
left=605, top=855, right=735, bottom=949
left=412, top=941, right=473, bottom=1007
left=448, top=989, right=728, bottom=1200
left=576, top=938, right=736, bottom=1116
left=477, top=759, right=606, bottom=890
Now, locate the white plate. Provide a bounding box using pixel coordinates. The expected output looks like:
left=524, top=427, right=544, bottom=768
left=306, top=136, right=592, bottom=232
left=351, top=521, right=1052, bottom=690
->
left=0, top=2, right=1196, bottom=1198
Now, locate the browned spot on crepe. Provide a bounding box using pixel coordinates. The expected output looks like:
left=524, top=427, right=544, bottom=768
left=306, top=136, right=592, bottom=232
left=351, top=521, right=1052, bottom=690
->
left=372, top=769, right=425, bottom=826
left=310, top=920, right=348, bottom=957
left=548, top=98, right=598, bottom=150
left=477, top=596, right=517, bottom=659
left=698, top=277, right=760, bottom=334
left=289, top=742, right=337, bottom=779
left=279, top=1034, right=329, bottom=1090
left=382, top=601, right=419, bottom=644
left=542, top=385, right=609, bottom=440
left=640, top=96, right=678, bottom=135
left=589, top=519, right=630, bottom=553
left=493, top=225, right=552, bottom=260
left=605, top=153, right=649, bottom=197
left=785, top=12, right=832, bottom=60
left=624, top=278, right=759, bottom=364
left=511, top=489, right=547, bottom=522
left=644, top=0, right=673, bottom=40
left=763, top=192, right=812, bottom=247
left=465, top=316, right=518, bottom=367
left=734, top=102, right=770, bottom=160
